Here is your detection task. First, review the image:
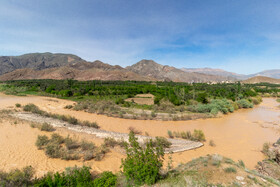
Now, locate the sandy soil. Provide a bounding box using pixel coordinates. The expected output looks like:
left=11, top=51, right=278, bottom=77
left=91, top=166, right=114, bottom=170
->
left=0, top=93, right=280, bottom=176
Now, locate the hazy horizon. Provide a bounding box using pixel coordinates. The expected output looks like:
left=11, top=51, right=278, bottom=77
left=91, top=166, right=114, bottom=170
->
left=1, top=0, right=280, bottom=74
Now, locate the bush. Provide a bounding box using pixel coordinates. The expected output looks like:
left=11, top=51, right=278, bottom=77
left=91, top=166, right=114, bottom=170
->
left=104, top=137, right=119, bottom=148
left=262, top=142, right=270, bottom=156
left=236, top=99, right=253, bottom=108
left=168, top=129, right=206, bottom=142
left=0, top=166, right=35, bottom=186
left=151, top=137, right=172, bottom=148
left=15, top=103, right=21, bottom=108
left=121, top=132, right=164, bottom=185
left=45, top=142, right=62, bottom=158
left=36, top=135, right=49, bottom=149
left=192, top=129, right=206, bottom=142
left=93, top=171, right=117, bottom=187
left=224, top=167, right=237, bottom=173
left=81, top=120, right=100, bottom=129
left=83, top=151, right=94, bottom=161
left=40, top=123, right=55, bottom=132
left=167, top=130, right=174, bottom=138
left=81, top=140, right=96, bottom=151
left=36, top=166, right=93, bottom=186
left=50, top=133, right=64, bottom=144
left=23, top=104, right=43, bottom=114
left=64, top=136, right=80, bottom=150
left=64, top=105, right=73, bottom=109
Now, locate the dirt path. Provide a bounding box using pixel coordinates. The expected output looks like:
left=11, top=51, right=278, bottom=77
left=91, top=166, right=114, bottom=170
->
left=0, top=93, right=280, bottom=171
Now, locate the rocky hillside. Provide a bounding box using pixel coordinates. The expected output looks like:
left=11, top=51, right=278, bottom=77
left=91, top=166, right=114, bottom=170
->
left=0, top=52, right=85, bottom=75
left=181, top=67, right=246, bottom=80
left=126, top=60, right=227, bottom=82
left=249, top=69, right=280, bottom=79
left=0, top=66, right=155, bottom=82
left=242, top=76, right=280, bottom=84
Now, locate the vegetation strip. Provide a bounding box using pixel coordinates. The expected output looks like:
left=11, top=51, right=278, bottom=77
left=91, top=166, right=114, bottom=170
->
left=1, top=80, right=277, bottom=121
left=23, top=103, right=99, bottom=128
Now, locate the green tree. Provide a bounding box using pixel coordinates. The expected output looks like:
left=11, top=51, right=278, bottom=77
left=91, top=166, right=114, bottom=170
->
left=121, top=132, right=164, bottom=185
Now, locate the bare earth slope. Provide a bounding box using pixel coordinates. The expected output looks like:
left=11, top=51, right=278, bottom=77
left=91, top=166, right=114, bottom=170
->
left=0, top=66, right=155, bottom=81
left=181, top=67, right=246, bottom=80
left=126, top=59, right=227, bottom=82
left=0, top=52, right=85, bottom=75
left=249, top=69, right=280, bottom=79
left=243, top=76, right=280, bottom=84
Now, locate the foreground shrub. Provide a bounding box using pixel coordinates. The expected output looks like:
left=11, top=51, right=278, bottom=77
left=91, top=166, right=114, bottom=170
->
left=93, top=171, right=117, bottom=187
left=36, top=166, right=93, bottom=186
left=121, top=132, right=164, bottom=185
left=0, top=166, right=34, bottom=186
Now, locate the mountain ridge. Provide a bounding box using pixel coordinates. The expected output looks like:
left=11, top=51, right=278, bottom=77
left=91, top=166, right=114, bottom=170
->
left=0, top=52, right=280, bottom=82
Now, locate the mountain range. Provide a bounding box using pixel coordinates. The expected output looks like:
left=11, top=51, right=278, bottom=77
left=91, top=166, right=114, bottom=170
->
left=0, top=52, right=279, bottom=83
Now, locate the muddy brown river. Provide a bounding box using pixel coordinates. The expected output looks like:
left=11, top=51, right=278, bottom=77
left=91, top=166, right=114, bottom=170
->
left=0, top=93, right=279, bottom=176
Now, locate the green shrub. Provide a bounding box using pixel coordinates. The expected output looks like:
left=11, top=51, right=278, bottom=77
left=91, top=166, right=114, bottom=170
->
left=83, top=151, right=94, bottom=161
left=262, top=142, right=270, bottom=156
left=40, top=123, right=55, bottom=132
left=36, top=166, right=93, bottom=186
left=36, top=135, right=49, bottom=149
left=15, top=103, right=21, bottom=108
left=0, top=166, right=35, bottom=186
left=64, top=136, right=80, bottom=150
left=93, top=171, right=117, bottom=187
left=224, top=167, right=237, bottom=173
left=151, top=137, right=172, bottom=148
left=81, top=140, right=96, bottom=151
left=23, top=104, right=43, bottom=114
left=50, top=133, right=64, bottom=144
left=45, top=142, right=62, bottom=158
left=121, top=132, right=164, bottom=185
left=104, top=137, right=119, bottom=148
left=167, top=130, right=174, bottom=138
left=81, top=120, right=100, bottom=129
left=64, top=105, right=73, bottom=109
left=238, top=160, right=245, bottom=168
left=192, top=129, right=206, bottom=142
left=236, top=99, right=253, bottom=108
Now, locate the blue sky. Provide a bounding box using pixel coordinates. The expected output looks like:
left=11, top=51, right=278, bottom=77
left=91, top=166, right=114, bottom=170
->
left=0, top=0, right=280, bottom=74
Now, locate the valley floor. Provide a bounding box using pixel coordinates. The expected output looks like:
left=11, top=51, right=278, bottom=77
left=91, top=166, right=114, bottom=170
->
left=0, top=93, right=279, bottom=177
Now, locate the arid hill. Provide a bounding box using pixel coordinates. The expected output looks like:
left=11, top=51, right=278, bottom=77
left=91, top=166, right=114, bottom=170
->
left=1, top=52, right=280, bottom=83
left=242, top=76, right=280, bottom=84
left=181, top=67, right=246, bottom=80
left=0, top=66, right=155, bottom=81
left=0, top=52, right=85, bottom=75
left=0, top=53, right=228, bottom=82
left=126, top=59, right=227, bottom=82
left=249, top=69, right=280, bottom=79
